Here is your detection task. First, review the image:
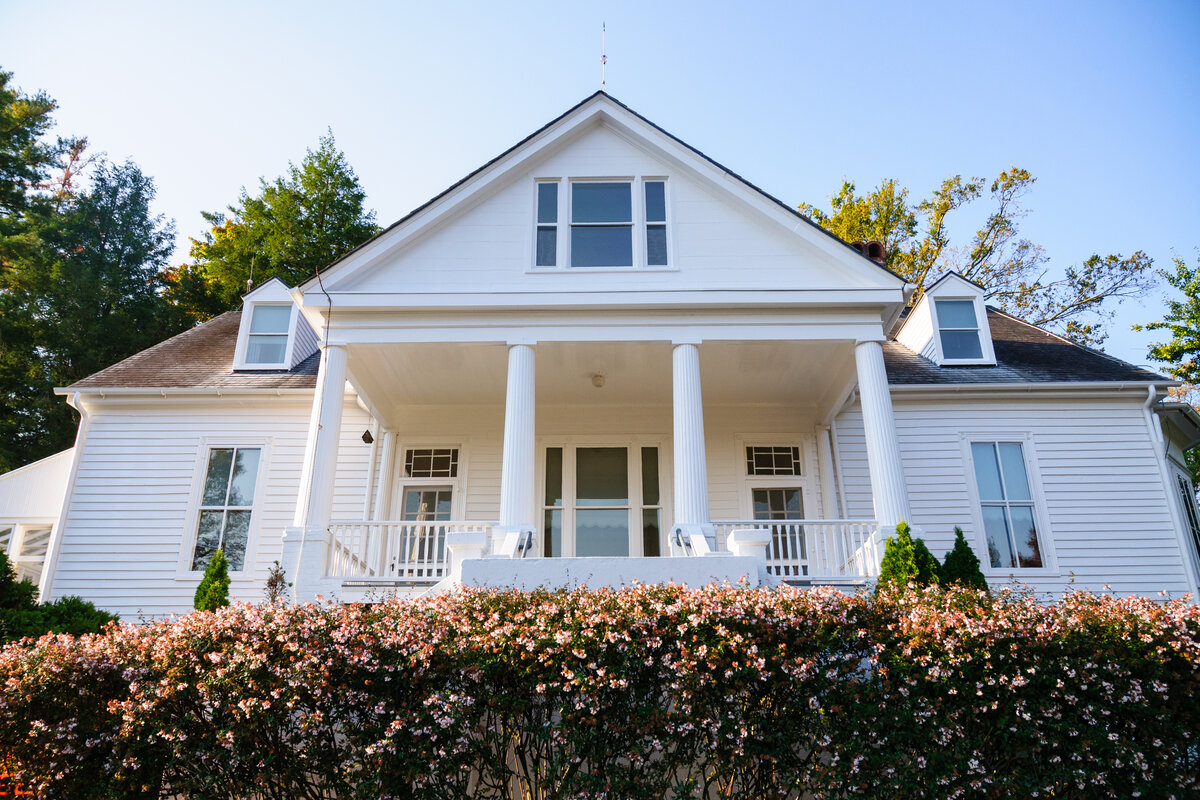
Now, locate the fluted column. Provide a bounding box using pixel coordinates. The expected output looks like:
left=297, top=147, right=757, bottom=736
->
left=295, top=343, right=349, bottom=529
left=372, top=429, right=398, bottom=521
left=854, top=340, right=911, bottom=527
left=499, top=344, right=536, bottom=529
left=673, top=343, right=710, bottom=525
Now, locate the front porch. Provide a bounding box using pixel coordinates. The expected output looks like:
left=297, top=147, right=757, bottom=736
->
left=281, top=326, right=912, bottom=602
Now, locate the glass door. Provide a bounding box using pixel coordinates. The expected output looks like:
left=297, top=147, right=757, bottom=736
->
left=574, top=447, right=630, bottom=556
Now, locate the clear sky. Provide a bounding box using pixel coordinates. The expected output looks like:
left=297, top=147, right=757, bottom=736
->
left=2, top=0, right=1197, bottom=367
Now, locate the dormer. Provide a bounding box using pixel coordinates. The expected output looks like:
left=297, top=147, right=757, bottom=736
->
left=233, top=278, right=319, bottom=371
left=895, top=272, right=996, bottom=366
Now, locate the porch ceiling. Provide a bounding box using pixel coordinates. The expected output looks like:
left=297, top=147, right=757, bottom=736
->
left=348, top=340, right=858, bottom=424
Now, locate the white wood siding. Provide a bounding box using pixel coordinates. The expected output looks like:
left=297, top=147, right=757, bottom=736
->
left=835, top=395, right=1193, bottom=597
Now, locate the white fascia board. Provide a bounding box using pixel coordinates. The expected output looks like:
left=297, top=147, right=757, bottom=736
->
left=53, top=386, right=316, bottom=398
left=888, top=381, right=1177, bottom=399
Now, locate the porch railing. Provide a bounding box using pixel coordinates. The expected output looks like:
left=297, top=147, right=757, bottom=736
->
left=325, top=520, right=496, bottom=585
left=711, top=519, right=881, bottom=583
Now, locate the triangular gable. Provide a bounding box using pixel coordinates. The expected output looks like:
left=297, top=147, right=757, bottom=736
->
left=299, top=92, right=906, bottom=301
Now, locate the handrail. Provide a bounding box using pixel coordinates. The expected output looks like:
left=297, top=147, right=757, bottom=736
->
left=325, top=520, right=496, bottom=583
left=711, top=519, right=881, bottom=582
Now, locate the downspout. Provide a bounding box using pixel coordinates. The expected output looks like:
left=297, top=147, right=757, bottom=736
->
left=36, top=392, right=92, bottom=603
left=1143, top=385, right=1200, bottom=600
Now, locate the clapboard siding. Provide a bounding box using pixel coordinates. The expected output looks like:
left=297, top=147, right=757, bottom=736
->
left=834, top=394, right=1192, bottom=597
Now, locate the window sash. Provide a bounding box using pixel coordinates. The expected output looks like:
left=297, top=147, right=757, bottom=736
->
left=192, top=447, right=260, bottom=572
left=935, top=299, right=983, bottom=360
left=971, top=441, right=1044, bottom=569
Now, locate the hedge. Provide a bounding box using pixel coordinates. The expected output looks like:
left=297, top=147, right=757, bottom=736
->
left=0, top=584, right=1196, bottom=799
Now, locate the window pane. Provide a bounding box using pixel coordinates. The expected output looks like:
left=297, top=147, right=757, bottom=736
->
left=223, top=511, right=251, bottom=570
left=19, top=528, right=50, bottom=558
left=644, top=181, right=666, bottom=222
left=971, top=443, right=1004, bottom=501
left=576, top=447, right=628, bottom=506
left=642, top=508, right=661, bottom=557
left=545, top=447, right=563, bottom=506
left=401, top=488, right=453, bottom=521
left=784, top=488, right=803, bottom=516
left=192, top=510, right=224, bottom=571
left=572, top=182, right=631, bottom=223
left=940, top=330, right=983, bottom=359
left=0, top=527, right=10, bottom=553
left=202, top=449, right=234, bottom=505
left=935, top=299, right=978, bottom=329
left=575, top=508, right=629, bottom=556
left=997, top=443, right=1031, bottom=501
left=641, top=447, right=659, bottom=506
left=646, top=225, right=667, bottom=266
left=536, top=228, right=557, bottom=266
left=227, top=448, right=260, bottom=506
left=982, top=505, right=1015, bottom=568
left=247, top=335, right=288, bottom=364
left=544, top=508, right=562, bottom=557
left=752, top=489, right=771, bottom=518
left=250, top=305, right=292, bottom=334
left=1010, top=505, right=1042, bottom=568
left=537, top=182, right=558, bottom=224
left=571, top=226, right=633, bottom=267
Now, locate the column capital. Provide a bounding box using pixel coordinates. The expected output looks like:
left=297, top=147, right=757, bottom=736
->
left=672, top=338, right=702, bottom=347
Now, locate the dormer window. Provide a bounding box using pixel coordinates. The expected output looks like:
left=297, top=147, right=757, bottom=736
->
left=533, top=178, right=669, bottom=269
left=935, top=299, right=983, bottom=360
left=246, top=305, right=292, bottom=366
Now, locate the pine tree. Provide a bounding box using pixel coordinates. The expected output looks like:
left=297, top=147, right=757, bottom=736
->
left=194, top=549, right=231, bottom=611
left=876, top=520, right=918, bottom=593
left=941, top=527, right=989, bottom=591
left=912, top=537, right=942, bottom=587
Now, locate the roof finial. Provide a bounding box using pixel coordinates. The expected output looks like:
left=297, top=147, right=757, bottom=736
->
left=601, top=22, right=607, bottom=92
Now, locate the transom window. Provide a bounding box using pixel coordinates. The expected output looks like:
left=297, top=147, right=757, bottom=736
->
left=970, top=441, right=1043, bottom=569
left=245, top=304, right=292, bottom=366
left=935, top=299, right=984, bottom=360
left=192, top=447, right=260, bottom=571
left=746, top=446, right=802, bottom=476
left=404, top=448, right=459, bottom=478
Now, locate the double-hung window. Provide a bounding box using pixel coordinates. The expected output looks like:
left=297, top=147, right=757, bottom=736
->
left=970, top=441, right=1044, bottom=569
left=245, top=305, right=292, bottom=366
left=571, top=182, right=633, bottom=267
left=533, top=178, right=669, bottom=268
left=191, top=447, right=261, bottom=571
left=935, top=299, right=984, bottom=360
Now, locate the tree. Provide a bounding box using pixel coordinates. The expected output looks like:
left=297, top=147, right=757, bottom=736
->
left=194, top=549, right=231, bottom=611
left=799, top=169, right=1154, bottom=346
left=912, top=537, right=941, bottom=587
left=0, top=68, right=59, bottom=221
left=0, top=158, right=186, bottom=472
left=876, top=520, right=918, bottom=592
left=941, top=527, right=989, bottom=591
left=165, top=131, right=379, bottom=317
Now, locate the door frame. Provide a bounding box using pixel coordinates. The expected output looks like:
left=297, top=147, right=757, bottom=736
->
left=536, top=435, right=673, bottom=557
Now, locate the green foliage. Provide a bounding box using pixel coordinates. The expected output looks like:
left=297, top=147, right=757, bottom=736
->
left=0, top=549, right=116, bottom=644
left=911, top=536, right=941, bottom=586
left=165, top=131, right=379, bottom=317
left=0, top=68, right=59, bottom=220
left=193, top=549, right=231, bottom=611
left=876, top=520, right=918, bottom=592
left=799, top=169, right=1155, bottom=346
left=1136, top=252, right=1200, bottom=386
left=942, top=526, right=990, bottom=591
left=0, top=586, right=1196, bottom=798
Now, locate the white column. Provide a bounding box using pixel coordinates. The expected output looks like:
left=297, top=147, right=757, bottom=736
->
left=498, top=344, right=536, bottom=530
left=815, top=425, right=841, bottom=519
left=854, top=340, right=911, bottom=527
left=283, top=343, right=349, bottom=601
left=673, top=343, right=710, bottom=526
left=372, top=429, right=398, bottom=521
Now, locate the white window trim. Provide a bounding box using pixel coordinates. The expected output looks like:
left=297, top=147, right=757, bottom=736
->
left=0, top=519, right=56, bottom=584
left=932, top=295, right=996, bottom=366
left=176, top=437, right=272, bottom=578
left=735, top=438, right=814, bottom=520
left=959, top=432, right=1058, bottom=577
left=535, top=435, right=672, bottom=558
left=389, top=440, right=469, bottom=521
left=528, top=176, right=675, bottom=272
left=234, top=303, right=300, bottom=371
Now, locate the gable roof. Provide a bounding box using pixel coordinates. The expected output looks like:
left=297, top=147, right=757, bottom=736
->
left=298, top=91, right=906, bottom=294
left=64, top=312, right=318, bottom=392
left=885, top=307, right=1170, bottom=385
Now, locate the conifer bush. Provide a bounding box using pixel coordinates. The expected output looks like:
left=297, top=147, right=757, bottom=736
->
left=193, top=549, right=230, bottom=611
left=912, top=536, right=941, bottom=586
left=0, top=550, right=115, bottom=645
left=942, top=526, right=989, bottom=591
left=876, top=520, right=918, bottom=591
left=0, top=584, right=1196, bottom=799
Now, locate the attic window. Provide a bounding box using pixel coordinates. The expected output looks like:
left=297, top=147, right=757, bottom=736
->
left=571, top=182, right=633, bottom=267
left=245, top=305, right=292, bottom=366
left=935, top=299, right=984, bottom=361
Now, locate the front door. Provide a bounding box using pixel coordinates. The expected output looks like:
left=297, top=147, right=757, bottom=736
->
left=542, top=444, right=664, bottom=557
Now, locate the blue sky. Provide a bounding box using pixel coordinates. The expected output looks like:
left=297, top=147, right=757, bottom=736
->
left=2, top=0, right=1197, bottom=367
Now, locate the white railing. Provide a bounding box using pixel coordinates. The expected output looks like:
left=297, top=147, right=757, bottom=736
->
left=325, top=520, right=496, bottom=584
left=711, top=519, right=881, bottom=583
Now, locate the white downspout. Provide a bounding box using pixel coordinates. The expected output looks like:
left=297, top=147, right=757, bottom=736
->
left=1143, top=385, right=1200, bottom=601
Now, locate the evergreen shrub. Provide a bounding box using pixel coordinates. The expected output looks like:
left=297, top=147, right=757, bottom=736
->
left=193, top=549, right=230, bottom=611
left=0, top=585, right=1195, bottom=798
left=0, top=550, right=115, bottom=645
left=942, top=526, right=989, bottom=591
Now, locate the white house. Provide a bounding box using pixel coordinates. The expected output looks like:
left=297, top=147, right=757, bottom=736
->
left=19, top=92, right=1200, bottom=617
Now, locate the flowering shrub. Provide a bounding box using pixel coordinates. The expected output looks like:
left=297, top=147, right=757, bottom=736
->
left=0, top=584, right=1196, bottom=798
